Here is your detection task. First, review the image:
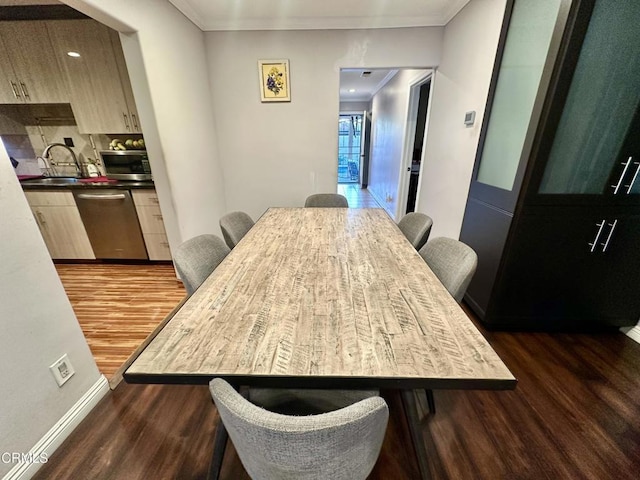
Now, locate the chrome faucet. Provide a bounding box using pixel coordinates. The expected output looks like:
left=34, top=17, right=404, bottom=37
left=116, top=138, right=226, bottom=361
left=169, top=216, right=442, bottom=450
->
left=42, top=143, right=84, bottom=177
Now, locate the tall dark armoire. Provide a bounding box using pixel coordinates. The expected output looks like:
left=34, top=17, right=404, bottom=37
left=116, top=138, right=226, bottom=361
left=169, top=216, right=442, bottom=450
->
left=460, top=0, right=640, bottom=330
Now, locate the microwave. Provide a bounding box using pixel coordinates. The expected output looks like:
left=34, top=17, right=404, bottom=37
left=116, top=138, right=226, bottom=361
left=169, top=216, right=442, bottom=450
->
left=100, top=150, right=152, bottom=181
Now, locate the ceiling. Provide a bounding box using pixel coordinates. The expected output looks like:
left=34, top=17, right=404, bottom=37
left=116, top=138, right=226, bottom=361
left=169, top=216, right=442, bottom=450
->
left=167, top=0, right=471, bottom=31
left=340, top=69, right=396, bottom=102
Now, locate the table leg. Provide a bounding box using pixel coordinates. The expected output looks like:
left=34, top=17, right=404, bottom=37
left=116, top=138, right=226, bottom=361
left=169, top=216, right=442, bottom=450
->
left=425, top=389, right=436, bottom=414
left=400, top=390, right=431, bottom=480
left=206, top=419, right=228, bottom=480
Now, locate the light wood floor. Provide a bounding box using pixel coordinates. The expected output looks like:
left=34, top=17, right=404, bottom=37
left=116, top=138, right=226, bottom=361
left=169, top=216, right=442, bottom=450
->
left=55, top=263, right=185, bottom=381
left=337, top=183, right=381, bottom=208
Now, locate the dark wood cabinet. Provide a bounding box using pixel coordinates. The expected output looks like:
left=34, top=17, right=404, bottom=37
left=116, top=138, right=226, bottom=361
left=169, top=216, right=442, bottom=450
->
left=460, top=0, right=640, bottom=330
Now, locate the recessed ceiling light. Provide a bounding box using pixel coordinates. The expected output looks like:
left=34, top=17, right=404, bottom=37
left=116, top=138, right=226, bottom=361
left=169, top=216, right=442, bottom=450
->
left=67, top=51, right=81, bottom=58
left=348, top=89, right=356, bottom=93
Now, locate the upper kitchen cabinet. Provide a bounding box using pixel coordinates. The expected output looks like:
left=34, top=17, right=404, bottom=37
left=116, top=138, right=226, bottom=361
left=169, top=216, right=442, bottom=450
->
left=47, top=19, right=141, bottom=134
left=0, top=21, right=69, bottom=104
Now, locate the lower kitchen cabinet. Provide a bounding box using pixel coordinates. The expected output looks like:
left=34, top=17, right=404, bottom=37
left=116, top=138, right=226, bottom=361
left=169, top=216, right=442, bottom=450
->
left=24, top=191, right=95, bottom=260
left=132, top=190, right=172, bottom=261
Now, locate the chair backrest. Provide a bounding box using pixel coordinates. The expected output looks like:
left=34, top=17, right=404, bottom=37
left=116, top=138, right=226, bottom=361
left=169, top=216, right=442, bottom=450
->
left=397, top=212, right=433, bottom=250
left=419, top=237, right=478, bottom=303
left=219, top=211, right=255, bottom=249
left=304, top=193, right=349, bottom=208
left=173, top=234, right=230, bottom=295
left=210, top=378, right=388, bottom=480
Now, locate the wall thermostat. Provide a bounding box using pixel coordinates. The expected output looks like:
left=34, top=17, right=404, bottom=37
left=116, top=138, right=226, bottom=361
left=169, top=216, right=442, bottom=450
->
left=464, top=111, right=476, bottom=126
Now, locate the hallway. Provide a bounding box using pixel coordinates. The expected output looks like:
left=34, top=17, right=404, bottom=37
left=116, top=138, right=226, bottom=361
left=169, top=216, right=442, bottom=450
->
left=337, top=183, right=381, bottom=208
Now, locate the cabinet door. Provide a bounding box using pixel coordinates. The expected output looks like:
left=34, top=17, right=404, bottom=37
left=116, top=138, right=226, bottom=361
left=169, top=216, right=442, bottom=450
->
left=529, top=0, right=640, bottom=206
left=0, top=31, right=21, bottom=103
left=47, top=19, right=130, bottom=134
left=0, top=21, right=69, bottom=103
left=488, top=208, right=640, bottom=328
left=110, top=29, right=142, bottom=133
left=31, top=205, right=95, bottom=259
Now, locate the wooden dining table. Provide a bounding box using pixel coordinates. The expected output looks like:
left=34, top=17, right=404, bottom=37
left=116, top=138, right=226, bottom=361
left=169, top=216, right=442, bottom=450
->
left=125, top=207, right=516, bottom=479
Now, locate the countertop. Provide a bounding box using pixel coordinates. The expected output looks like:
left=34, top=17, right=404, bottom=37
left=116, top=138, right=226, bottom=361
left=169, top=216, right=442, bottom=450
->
left=19, top=176, right=156, bottom=190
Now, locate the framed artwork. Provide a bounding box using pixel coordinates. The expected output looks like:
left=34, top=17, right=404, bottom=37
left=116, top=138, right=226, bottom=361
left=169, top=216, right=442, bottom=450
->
left=258, top=59, right=291, bottom=102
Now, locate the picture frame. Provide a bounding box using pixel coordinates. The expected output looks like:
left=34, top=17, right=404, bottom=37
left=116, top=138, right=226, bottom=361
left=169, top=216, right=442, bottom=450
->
left=258, top=59, right=291, bottom=102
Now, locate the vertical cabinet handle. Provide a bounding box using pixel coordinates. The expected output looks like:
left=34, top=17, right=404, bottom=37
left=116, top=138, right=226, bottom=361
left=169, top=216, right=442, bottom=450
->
left=611, top=157, right=632, bottom=194
left=624, top=160, right=640, bottom=194
left=588, top=220, right=607, bottom=253
left=9, top=81, right=21, bottom=99
left=123, top=112, right=131, bottom=131
left=601, top=219, right=618, bottom=252
left=131, top=113, right=139, bottom=131
left=19, top=82, right=30, bottom=100
left=36, top=210, right=46, bottom=228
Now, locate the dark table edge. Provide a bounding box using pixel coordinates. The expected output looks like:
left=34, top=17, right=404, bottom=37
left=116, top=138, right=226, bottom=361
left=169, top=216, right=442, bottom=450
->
left=123, top=372, right=517, bottom=391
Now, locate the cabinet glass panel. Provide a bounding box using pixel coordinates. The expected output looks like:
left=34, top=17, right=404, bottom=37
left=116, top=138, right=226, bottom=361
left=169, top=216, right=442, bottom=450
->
left=539, top=0, right=640, bottom=194
left=477, top=0, right=562, bottom=191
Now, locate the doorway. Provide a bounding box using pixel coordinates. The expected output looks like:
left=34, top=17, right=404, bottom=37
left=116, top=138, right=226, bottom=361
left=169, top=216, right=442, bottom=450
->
left=337, top=113, right=363, bottom=184
left=405, top=79, right=431, bottom=213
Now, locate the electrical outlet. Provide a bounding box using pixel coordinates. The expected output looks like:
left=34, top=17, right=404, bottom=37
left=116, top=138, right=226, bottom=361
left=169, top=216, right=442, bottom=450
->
left=49, top=354, right=75, bottom=387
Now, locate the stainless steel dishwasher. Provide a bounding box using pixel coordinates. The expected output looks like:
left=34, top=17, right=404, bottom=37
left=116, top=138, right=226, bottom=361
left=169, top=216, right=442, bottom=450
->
left=73, top=189, right=148, bottom=259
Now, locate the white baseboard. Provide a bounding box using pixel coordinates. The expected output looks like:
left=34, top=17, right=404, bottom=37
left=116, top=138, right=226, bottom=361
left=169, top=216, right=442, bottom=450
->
left=621, top=325, right=640, bottom=345
left=367, top=189, right=395, bottom=219
left=2, top=375, right=110, bottom=480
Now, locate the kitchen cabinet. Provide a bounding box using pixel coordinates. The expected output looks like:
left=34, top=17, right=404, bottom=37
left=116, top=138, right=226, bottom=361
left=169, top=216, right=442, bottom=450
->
left=460, top=0, right=640, bottom=330
left=0, top=21, right=69, bottom=104
left=24, top=191, right=95, bottom=260
left=132, top=190, right=171, bottom=261
left=46, top=19, right=141, bottom=134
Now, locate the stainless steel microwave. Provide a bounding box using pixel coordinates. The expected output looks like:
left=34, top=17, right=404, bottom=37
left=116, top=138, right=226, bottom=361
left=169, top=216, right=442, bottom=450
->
left=100, top=150, right=152, bottom=181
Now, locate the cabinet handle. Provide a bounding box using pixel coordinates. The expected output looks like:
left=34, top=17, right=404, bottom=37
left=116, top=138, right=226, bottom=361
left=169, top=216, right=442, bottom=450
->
left=77, top=193, right=126, bottom=200
left=624, top=161, right=640, bottom=194
left=9, top=81, right=21, bottom=99
left=36, top=210, right=46, bottom=227
left=160, top=242, right=170, bottom=247
left=153, top=214, right=163, bottom=220
left=611, top=157, right=632, bottom=194
left=131, top=113, right=139, bottom=131
left=123, top=112, right=131, bottom=132
left=601, top=219, right=618, bottom=252
left=19, top=82, right=30, bottom=100
left=588, top=220, right=607, bottom=253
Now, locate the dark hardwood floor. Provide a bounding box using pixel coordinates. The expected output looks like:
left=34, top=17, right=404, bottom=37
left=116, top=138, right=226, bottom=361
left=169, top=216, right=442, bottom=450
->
left=34, top=301, right=640, bottom=480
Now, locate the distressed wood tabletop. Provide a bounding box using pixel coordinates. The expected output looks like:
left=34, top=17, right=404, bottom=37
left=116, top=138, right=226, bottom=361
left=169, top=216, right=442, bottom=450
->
left=125, top=208, right=516, bottom=389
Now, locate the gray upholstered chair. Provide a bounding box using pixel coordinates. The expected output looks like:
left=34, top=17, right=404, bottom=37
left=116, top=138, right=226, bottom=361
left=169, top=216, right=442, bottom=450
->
left=418, top=237, right=477, bottom=416
left=397, top=212, right=433, bottom=250
left=304, top=193, right=349, bottom=208
left=173, top=234, right=230, bottom=295
left=209, top=378, right=388, bottom=480
left=418, top=237, right=478, bottom=303
left=219, top=211, right=255, bottom=249
left=248, top=388, right=380, bottom=416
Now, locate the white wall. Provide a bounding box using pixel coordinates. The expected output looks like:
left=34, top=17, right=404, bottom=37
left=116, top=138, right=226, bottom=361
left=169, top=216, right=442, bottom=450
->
left=416, top=0, right=507, bottom=239
left=368, top=69, right=428, bottom=218
left=339, top=101, right=371, bottom=113
left=0, top=141, right=101, bottom=477
left=205, top=28, right=442, bottom=220
left=66, top=0, right=227, bottom=244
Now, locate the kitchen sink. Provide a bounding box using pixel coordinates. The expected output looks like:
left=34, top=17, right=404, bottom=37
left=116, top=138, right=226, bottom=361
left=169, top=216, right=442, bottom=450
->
left=21, top=177, right=80, bottom=185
